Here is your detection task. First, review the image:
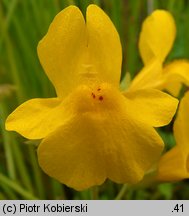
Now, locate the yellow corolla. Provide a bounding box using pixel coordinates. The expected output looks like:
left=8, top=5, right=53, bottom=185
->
left=5, top=5, right=178, bottom=190
left=128, top=10, right=189, bottom=96
left=158, top=91, right=189, bottom=181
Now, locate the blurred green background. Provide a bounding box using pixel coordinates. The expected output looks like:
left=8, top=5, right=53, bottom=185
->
left=0, top=0, right=189, bottom=200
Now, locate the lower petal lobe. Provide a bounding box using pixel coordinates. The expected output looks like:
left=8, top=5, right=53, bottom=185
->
left=157, top=146, right=189, bottom=181
left=38, top=85, right=165, bottom=190
left=5, top=98, right=67, bottom=139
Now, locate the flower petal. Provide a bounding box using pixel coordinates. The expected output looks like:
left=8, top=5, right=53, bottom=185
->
left=128, top=59, right=163, bottom=91
left=162, top=81, right=182, bottom=98
left=5, top=98, right=68, bottom=139
left=123, top=88, right=178, bottom=127
left=38, top=5, right=122, bottom=98
left=38, top=119, right=107, bottom=191
left=86, top=4, right=122, bottom=87
left=157, top=92, right=189, bottom=182
left=38, top=85, right=164, bottom=190
left=37, top=6, right=86, bottom=98
left=139, top=10, right=176, bottom=64
left=162, top=60, right=189, bottom=96
left=157, top=146, right=189, bottom=181
left=174, top=91, right=189, bottom=149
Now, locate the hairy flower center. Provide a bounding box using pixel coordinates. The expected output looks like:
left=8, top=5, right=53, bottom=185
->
left=66, top=82, right=123, bottom=115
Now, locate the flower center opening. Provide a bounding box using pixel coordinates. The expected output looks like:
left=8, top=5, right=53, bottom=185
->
left=69, top=83, right=122, bottom=114
left=91, top=87, right=104, bottom=102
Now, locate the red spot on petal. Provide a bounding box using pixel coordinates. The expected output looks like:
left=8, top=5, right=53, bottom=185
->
left=97, top=88, right=101, bottom=91
left=99, top=96, right=103, bottom=101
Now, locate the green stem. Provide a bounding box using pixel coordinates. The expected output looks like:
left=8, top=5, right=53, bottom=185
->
left=0, top=101, right=33, bottom=193
left=28, top=146, right=46, bottom=199
left=93, top=0, right=100, bottom=5
left=111, top=0, right=123, bottom=37
left=115, top=184, right=128, bottom=200
left=147, top=0, right=154, bottom=14
left=90, top=186, right=99, bottom=200
left=0, top=173, right=38, bottom=200
left=67, top=0, right=76, bottom=5
left=51, top=179, right=66, bottom=199
left=0, top=182, right=18, bottom=199
left=12, top=138, right=34, bottom=193
left=0, top=104, right=16, bottom=180
left=4, top=36, right=25, bottom=102
left=125, top=0, right=143, bottom=78
left=0, top=0, right=18, bottom=47
left=167, top=0, right=178, bottom=12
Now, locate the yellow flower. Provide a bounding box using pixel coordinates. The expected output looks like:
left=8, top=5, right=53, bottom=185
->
left=157, top=91, right=189, bottom=181
left=128, top=10, right=189, bottom=96
left=5, top=5, right=178, bottom=190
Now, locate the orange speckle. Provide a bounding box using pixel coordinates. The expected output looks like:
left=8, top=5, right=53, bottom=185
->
left=97, top=88, right=101, bottom=91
